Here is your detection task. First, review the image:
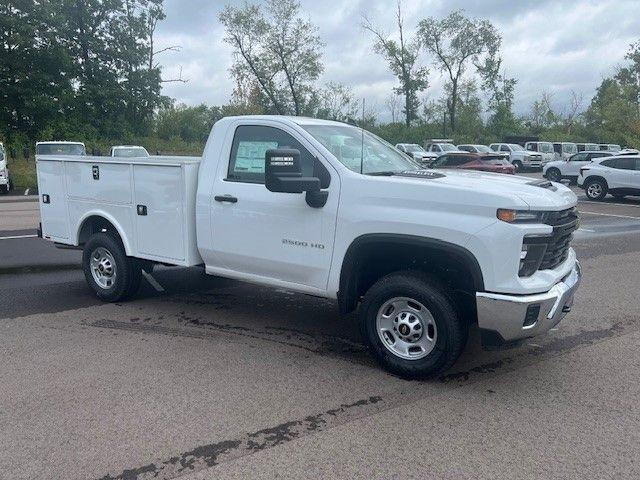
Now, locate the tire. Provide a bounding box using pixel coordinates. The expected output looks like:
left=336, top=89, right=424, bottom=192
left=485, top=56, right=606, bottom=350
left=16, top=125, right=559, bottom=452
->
left=360, top=271, right=466, bottom=379
left=512, top=160, right=523, bottom=173
left=585, top=178, right=608, bottom=201
left=546, top=168, right=561, bottom=182
left=82, top=233, right=142, bottom=302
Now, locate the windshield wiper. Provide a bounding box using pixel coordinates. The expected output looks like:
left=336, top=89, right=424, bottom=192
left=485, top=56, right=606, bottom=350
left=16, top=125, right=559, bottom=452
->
left=366, top=171, right=398, bottom=176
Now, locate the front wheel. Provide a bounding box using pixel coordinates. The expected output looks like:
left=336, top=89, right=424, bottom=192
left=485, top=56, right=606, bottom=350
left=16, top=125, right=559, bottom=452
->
left=512, top=160, right=523, bottom=173
left=546, top=168, right=561, bottom=182
left=82, top=233, right=142, bottom=302
left=360, top=271, right=466, bottom=379
left=585, top=179, right=608, bottom=201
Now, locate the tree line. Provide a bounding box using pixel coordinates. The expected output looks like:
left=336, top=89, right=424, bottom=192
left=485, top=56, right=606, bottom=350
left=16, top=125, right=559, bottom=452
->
left=1, top=0, right=640, bottom=159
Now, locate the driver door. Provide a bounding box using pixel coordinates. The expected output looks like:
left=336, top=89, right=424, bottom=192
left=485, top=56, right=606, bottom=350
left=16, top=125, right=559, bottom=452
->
left=208, top=122, right=339, bottom=291
left=565, top=152, right=589, bottom=176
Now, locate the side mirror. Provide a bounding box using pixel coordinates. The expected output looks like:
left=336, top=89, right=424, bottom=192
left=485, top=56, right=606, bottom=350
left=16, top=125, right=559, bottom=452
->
left=264, top=148, right=328, bottom=208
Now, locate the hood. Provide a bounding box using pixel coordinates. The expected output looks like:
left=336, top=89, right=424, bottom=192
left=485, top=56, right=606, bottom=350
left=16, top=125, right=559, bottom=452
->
left=386, top=169, right=577, bottom=210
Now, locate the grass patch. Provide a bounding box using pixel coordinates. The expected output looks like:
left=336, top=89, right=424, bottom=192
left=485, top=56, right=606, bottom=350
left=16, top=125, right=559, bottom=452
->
left=7, top=157, right=37, bottom=191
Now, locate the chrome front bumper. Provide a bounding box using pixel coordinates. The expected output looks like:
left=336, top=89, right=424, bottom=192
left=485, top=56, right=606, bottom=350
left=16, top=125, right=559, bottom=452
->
left=476, top=261, right=581, bottom=345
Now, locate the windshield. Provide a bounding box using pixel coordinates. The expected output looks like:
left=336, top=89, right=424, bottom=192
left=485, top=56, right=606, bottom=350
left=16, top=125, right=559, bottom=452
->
left=302, top=124, right=418, bottom=174
left=36, top=143, right=85, bottom=155
left=405, top=144, right=425, bottom=153
left=440, top=144, right=457, bottom=152
left=539, top=142, right=554, bottom=153
left=509, top=144, right=525, bottom=152
left=113, top=147, right=148, bottom=158
left=475, top=145, right=493, bottom=153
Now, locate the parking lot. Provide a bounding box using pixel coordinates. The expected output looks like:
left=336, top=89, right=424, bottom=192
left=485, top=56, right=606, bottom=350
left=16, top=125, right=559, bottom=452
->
left=1, top=174, right=640, bottom=480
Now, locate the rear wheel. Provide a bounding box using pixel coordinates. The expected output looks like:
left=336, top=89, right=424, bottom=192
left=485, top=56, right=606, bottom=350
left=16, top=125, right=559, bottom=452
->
left=360, top=271, right=466, bottom=379
left=546, top=167, right=561, bottom=182
left=83, top=233, right=142, bottom=302
left=585, top=178, right=608, bottom=201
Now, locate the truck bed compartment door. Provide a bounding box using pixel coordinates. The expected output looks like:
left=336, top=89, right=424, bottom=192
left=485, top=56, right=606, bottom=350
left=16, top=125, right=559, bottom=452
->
left=37, top=160, right=69, bottom=240
left=133, top=164, right=185, bottom=261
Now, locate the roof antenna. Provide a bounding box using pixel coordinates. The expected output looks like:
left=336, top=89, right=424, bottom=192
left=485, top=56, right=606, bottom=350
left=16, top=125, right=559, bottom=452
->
left=360, top=98, right=365, bottom=174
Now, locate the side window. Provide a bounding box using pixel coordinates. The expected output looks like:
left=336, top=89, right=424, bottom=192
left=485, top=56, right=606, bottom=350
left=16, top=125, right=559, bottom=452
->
left=433, top=145, right=441, bottom=152
left=500, top=145, right=510, bottom=152
left=447, top=155, right=470, bottom=166
left=635, top=159, right=640, bottom=171
left=227, top=125, right=316, bottom=184
left=553, top=144, right=562, bottom=154
left=571, top=153, right=588, bottom=162
left=602, top=158, right=634, bottom=170
left=588, top=153, right=607, bottom=160
left=526, top=143, right=535, bottom=151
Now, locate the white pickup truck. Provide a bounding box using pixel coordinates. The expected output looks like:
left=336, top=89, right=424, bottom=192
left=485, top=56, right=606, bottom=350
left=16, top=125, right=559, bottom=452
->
left=36, top=116, right=582, bottom=378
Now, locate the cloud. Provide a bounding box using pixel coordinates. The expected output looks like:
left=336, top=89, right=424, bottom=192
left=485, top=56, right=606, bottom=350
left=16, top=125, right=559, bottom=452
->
left=156, top=0, right=640, bottom=119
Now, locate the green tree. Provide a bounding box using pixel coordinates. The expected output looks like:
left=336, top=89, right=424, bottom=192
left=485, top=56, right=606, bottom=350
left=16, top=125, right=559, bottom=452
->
left=363, top=1, right=428, bottom=127
left=219, top=0, right=324, bottom=115
left=418, top=10, right=501, bottom=133
left=0, top=1, right=74, bottom=143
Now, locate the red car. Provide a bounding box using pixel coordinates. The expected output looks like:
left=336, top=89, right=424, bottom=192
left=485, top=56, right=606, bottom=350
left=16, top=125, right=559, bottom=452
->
left=431, top=152, right=515, bottom=174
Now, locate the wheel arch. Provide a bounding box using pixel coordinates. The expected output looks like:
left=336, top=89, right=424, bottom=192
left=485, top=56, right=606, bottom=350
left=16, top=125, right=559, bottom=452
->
left=76, top=212, right=133, bottom=255
left=337, top=234, right=485, bottom=315
left=584, top=175, right=608, bottom=188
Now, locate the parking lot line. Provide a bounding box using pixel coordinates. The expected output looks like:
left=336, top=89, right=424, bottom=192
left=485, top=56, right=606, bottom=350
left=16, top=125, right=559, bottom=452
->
left=0, top=234, right=38, bottom=240
left=580, top=200, right=640, bottom=208
left=579, top=211, right=640, bottom=220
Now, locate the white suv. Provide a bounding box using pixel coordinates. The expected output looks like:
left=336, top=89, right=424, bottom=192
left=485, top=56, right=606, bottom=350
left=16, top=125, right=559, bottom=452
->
left=543, top=151, right=613, bottom=184
left=578, top=155, right=640, bottom=200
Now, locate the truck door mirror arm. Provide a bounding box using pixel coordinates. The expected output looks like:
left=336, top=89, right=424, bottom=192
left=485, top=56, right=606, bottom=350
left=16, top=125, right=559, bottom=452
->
left=265, top=148, right=328, bottom=208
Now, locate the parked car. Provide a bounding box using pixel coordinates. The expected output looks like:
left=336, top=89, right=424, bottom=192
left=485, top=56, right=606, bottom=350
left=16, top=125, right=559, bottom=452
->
left=524, top=141, right=555, bottom=164
left=36, top=141, right=86, bottom=156
left=37, top=115, right=581, bottom=379
left=576, top=143, right=599, bottom=152
left=0, top=142, right=11, bottom=194
left=598, top=144, right=621, bottom=152
left=578, top=155, right=640, bottom=200
left=457, top=144, right=509, bottom=159
left=552, top=142, right=577, bottom=161
left=618, top=148, right=640, bottom=155
left=602, top=144, right=622, bottom=152
left=543, top=151, right=613, bottom=184
left=489, top=143, right=543, bottom=172
left=424, top=140, right=466, bottom=156
left=110, top=145, right=150, bottom=158
left=431, top=152, right=515, bottom=174
left=395, top=143, right=438, bottom=165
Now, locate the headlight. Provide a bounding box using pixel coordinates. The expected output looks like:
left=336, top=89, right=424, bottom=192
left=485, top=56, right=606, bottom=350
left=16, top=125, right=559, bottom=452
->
left=497, top=209, right=550, bottom=223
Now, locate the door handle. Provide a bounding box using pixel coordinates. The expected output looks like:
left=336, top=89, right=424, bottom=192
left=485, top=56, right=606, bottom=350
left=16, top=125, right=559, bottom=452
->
left=214, top=195, right=238, bottom=203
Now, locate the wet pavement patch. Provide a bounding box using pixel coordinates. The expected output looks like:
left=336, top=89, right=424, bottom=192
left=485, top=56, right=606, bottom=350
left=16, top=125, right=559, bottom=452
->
left=97, top=396, right=383, bottom=480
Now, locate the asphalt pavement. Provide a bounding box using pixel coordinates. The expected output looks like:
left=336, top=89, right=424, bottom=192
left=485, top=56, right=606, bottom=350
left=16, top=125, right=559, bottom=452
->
left=1, top=178, right=640, bottom=479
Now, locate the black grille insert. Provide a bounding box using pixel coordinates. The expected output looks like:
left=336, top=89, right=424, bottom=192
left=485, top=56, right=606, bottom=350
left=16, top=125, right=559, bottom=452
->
left=524, top=208, right=579, bottom=272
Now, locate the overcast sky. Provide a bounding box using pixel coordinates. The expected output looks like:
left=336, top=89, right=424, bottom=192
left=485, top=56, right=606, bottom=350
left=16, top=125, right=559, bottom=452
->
left=156, top=0, right=640, bottom=120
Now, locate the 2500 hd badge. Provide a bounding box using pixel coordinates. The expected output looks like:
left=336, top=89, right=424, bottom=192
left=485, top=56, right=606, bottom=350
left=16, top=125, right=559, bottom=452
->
left=282, top=238, right=325, bottom=250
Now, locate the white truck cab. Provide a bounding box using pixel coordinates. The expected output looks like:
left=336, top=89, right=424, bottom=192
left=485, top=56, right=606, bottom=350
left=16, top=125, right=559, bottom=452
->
left=489, top=143, right=543, bottom=172
left=395, top=143, right=437, bottom=166
left=110, top=145, right=150, bottom=158
left=576, top=143, right=599, bottom=152
left=0, top=142, right=11, bottom=194
left=524, top=141, right=555, bottom=164
left=425, top=140, right=465, bottom=156
left=552, top=142, right=577, bottom=161
left=36, top=116, right=582, bottom=379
